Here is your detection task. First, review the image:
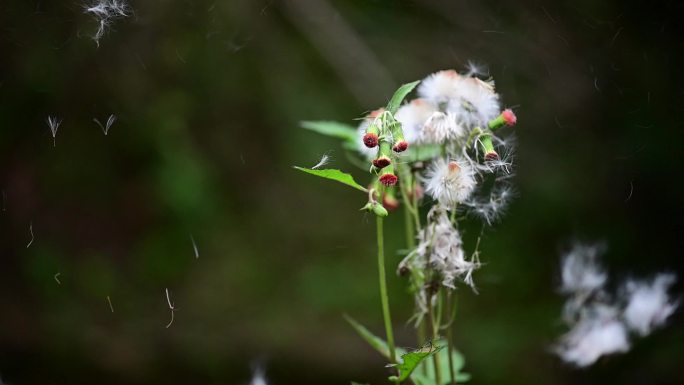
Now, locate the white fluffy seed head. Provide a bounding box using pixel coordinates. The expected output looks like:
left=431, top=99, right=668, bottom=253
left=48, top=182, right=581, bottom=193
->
left=621, top=273, right=678, bottom=336
left=419, top=112, right=466, bottom=144
left=394, top=99, right=436, bottom=144
left=401, top=208, right=480, bottom=291
left=446, top=77, right=500, bottom=128
left=424, top=158, right=476, bottom=208
left=417, top=70, right=462, bottom=106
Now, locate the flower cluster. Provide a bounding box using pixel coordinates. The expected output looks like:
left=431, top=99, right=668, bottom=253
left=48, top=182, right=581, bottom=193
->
left=354, top=68, right=518, bottom=324
left=298, top=66, right=520, bottom=383
left=554, top=243, right=679, bottom=367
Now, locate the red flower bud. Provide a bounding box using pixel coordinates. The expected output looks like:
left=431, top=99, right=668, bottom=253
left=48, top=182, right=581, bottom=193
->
left=379, top=173, right=398, bottom=186
left=392, top=140, right=409, bottom=153
left=502, top=109, right=517, bottom=126
left=372, top=156, right=391, bottom=169
left=363, top=133, right=379, bottom=148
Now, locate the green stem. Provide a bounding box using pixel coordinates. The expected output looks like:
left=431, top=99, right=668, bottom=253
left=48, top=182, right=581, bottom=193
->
left=446, top=291, right=456, bottom=385
left=428, top=292, right=442, bottom=385
left=403, top=194, right=415, bottom=250
left=376, top=216, right=397, bottom=365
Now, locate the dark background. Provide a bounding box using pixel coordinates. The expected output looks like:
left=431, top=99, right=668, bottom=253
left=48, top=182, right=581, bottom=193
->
left=1, top=0, right=683, bottom=384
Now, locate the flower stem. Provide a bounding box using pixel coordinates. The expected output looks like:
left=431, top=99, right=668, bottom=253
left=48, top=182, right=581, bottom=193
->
left=446, top=291, right=456, bottom=385
left=428, top=292, right=442, bottom=385
left=376, top=216, right=397, bottom=365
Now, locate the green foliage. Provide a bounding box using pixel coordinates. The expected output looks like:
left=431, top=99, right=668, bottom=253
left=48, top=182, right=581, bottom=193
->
left=344, top=314, right=405, bottom=359
left=293, top=167, right=368, bottom=192
left=386, top=81, right=420, bottom=114
left=388, top=346, right=444, bottom=382
left=301, top=120, right=358, bottom=144
left=344, top=317, right=471, bottom=384
left=411, top=346, right=471, bottom=384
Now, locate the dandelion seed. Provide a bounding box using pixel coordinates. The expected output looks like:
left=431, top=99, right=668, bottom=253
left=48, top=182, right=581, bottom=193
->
left=312, top=153, right=331, bottom=169
left=555, top=304, right=630, bottom=367
left=84, top=0, right=130, bottom=46
left=190, top=234, right=199, bottom=259
left=465, top=186, right=514, bottom=225
left=560, top=243, right=607, bottom=295
left=54, top=272, right=61, bottom=285
left=26, top=221, right=34, bottom=248
left=465, top=61, right=487, bottom=78
left=93, top=114, right=116, bottom=135
left=165, top=288, right=176, bottom=328
left=46, top=116, right=61, bottom=147
left=621, top=273, right=678, bottom=336
left=553, top=243, right=679, bottom=367
left=106, top=295, right=114, bottom=313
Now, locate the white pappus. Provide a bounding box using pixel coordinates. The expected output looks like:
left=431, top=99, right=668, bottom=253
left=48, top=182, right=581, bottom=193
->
left=423, top=158, right=477, bottom=208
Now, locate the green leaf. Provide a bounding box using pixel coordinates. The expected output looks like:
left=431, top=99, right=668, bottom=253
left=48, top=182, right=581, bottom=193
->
left=293, top=167, right=367, bottom=192
left=350, top=382, right=368, bottom=385
left=344, top=314, right=391, bottom=358
left=388, top=346, right=444, bottom=382
left=344, top=314, right=407, bottom=359
left=386, top=80, right=420, bottom=114
left=410, top=345, right=471, bottom=384
left=301, top=121, right=358, bottom=143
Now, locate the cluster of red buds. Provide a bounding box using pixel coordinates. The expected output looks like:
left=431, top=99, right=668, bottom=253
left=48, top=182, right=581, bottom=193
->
left=362, top=112, right=409, bottom=187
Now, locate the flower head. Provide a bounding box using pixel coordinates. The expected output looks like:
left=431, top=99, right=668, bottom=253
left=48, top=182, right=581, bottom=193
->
left=446, top=77, right=500, bottom=128
left=424, top=158, right=476, bottom=208
left=417, top=70, right=461, bottom=105
left=420, top=112, right=465, bottom=144
left=395, top=99, right=436, bottom=143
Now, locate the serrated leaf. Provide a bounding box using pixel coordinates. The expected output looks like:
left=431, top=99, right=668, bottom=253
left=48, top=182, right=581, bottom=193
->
left=301, top=121, right=358, bottom=143
left=293, top=167, right=367, bottom=192
left=386, top=80, right=420, bottom=114
left=389, top=346, right=444, bottom=382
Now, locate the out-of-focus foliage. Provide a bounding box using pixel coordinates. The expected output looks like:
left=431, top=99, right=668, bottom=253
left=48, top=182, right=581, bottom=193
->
left=0, top=1, right=682, bottom=384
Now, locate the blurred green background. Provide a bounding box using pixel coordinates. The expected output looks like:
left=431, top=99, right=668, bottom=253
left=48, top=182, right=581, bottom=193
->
left=1, top=0, right=682, bottom=384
